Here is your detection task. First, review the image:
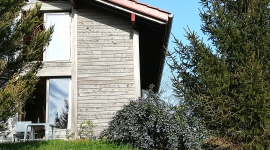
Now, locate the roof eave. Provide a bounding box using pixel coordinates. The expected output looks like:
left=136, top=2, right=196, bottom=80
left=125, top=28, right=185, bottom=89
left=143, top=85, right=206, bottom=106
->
left=107, top=0, right=170, bottom=22
left=80, top=0, right=167, bottom=25
left=156, top=14, right=174, bottom=92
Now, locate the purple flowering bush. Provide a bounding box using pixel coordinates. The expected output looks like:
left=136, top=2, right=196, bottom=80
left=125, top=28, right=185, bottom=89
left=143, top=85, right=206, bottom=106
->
left=100, top=88, right=186, bottom=150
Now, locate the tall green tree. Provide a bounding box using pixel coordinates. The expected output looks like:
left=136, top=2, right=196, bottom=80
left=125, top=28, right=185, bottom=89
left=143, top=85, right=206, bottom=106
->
left=0, top=0, right=53, bottom=131
left=58, top=98, right=69, bottom=129
left=168, top=0, right=270, bottom=149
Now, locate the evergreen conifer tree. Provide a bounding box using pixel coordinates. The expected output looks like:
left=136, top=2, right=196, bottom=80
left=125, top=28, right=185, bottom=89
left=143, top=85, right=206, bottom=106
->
left=58, top=98, right=69, bottom=129
left=168, top=0, right=270, bottom=149
left=0, top=0, right=53, bottom=131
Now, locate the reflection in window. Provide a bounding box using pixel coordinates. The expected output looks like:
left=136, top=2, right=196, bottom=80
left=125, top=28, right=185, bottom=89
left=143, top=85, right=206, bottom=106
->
left=48, top=78, right=70, bottom=129
left=44, top=13, right=70, bottom=60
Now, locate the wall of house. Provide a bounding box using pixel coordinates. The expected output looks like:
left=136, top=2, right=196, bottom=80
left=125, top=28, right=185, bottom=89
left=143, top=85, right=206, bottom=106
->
left=17, top=1, right=140, bottom=139
left=76, top=4, right=136, bottom=135
left=37, top=62, right=72, bottom=77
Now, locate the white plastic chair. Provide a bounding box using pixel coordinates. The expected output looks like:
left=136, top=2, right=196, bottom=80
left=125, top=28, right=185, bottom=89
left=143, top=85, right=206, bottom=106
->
left=13, top=121, right=32, bottom=142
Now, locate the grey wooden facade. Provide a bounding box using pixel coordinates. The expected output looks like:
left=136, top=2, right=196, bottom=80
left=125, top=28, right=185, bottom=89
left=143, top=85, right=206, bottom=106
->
left=32, top=1, right=140, bottom=136
left=76, top=5, right=139, bottom=134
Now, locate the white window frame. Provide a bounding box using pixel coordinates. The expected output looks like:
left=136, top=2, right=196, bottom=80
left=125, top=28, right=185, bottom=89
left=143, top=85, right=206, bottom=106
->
left=44, top=12, right=71, bottom=61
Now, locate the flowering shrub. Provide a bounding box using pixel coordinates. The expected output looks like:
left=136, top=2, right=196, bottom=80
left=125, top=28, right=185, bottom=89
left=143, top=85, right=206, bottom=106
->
left=100, top=89, right=186, bottom=149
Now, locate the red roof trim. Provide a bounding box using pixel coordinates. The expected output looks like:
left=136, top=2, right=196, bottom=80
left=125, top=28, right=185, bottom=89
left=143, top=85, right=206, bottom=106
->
left=107, top=0, right=170, bottom=22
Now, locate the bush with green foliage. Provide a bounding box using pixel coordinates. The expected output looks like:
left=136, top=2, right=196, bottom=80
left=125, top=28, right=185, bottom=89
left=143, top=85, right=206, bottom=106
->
left=66, top=120, right=96, bottom=140
left=100, top=87, right=186, bottom=150
left=78, top=120, right=97, bottom=140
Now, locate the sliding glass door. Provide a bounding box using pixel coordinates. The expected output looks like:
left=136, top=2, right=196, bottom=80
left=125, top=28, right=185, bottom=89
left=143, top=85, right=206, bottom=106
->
left=47, top=78, right=71, bottom=129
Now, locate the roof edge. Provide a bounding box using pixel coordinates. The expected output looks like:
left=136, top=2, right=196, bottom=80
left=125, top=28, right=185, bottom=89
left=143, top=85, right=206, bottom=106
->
left=107, top=0, right=170, bottom=22
left=156, top=14, right=174, bottom=92
left=84, top=0, right=167, bottom=25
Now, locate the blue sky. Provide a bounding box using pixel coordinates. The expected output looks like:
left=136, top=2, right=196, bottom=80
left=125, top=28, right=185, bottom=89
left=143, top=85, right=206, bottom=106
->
left=48, top=79, right=70, bottom=126
left=141, top=0, right=205, bottom=50
left=139, top=0, right=206, bottom=102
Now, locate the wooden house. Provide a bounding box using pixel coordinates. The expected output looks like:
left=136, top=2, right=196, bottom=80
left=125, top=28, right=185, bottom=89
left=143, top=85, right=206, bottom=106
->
left=4, top=0, right=173, bottom=140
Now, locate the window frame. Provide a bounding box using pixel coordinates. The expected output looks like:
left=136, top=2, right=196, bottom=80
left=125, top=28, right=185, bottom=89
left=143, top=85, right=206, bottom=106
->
left=43, top=12, right=71, bottom=61
left=45, top=78, right=72, bottom=129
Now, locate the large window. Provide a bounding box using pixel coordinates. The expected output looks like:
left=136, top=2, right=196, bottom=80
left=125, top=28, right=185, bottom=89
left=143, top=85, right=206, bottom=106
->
left=44, top=13, right=70, bottom=60
left=23, top=78, right=71, bottom=129
left=47, top=78, right=71, bottom=129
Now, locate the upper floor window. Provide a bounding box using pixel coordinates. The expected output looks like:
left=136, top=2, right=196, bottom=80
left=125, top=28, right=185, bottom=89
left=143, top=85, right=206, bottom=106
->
left=44, top=12, right=70, bottom=61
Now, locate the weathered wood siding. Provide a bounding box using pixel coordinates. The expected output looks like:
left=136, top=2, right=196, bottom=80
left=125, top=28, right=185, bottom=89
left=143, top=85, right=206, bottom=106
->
left=77, top=5, right=135, bottom=135
left=37, top=61, right=72, bottom=76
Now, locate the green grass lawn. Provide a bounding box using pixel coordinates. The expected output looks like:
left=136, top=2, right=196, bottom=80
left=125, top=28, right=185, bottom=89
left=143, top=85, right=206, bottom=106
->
left=0, top=140, right=137, bottom=150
